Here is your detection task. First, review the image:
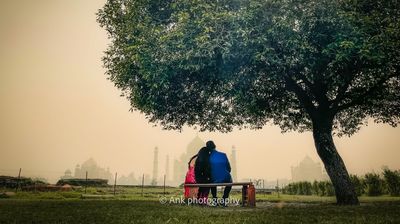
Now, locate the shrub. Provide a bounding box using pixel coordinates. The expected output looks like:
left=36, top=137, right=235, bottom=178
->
left=350, top=175, right=364, bottom=196
left=312, top=181, right=320, bottom=195
left=317, top=181, right=326, bottom=196
left=284, top=181, right=318, bottom=195
left=324, top=181, right=335, bottom=196
left=364, top=173, right=384, bottom=196
left=382, top=169, right=400, bottom=196
left=296, top=182, right=304, bottom=195
left=302, top=182, right=312, bottom=195
left=283, top=183, right=297, bottom=195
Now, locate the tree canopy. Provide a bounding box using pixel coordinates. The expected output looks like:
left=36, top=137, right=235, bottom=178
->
left=98, top=0, right=399, bottom=205
left=98, top=0, right=399, bottom=135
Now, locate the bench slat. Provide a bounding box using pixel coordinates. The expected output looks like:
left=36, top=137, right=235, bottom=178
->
left=184, top=182, right=252, bottom=187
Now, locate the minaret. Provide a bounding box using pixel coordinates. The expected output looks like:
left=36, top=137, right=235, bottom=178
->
left=152, top=147, right=159, bottom=185
left=165, top=155, right=170, bottom=182
left=230, top=145, right=238, bottom=182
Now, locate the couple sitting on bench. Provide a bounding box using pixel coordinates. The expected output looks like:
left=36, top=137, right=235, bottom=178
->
left=184, top=140, right=232, bottom=206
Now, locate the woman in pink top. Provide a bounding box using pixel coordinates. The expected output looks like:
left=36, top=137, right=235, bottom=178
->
left=184, top=155, right=198, bottom=199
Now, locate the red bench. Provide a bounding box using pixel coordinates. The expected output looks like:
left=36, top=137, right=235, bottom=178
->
left=184, top=182, right=256, bottom=207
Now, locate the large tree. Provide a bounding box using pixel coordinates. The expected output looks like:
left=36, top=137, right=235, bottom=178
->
left=98, top=0, right=400, bottom=204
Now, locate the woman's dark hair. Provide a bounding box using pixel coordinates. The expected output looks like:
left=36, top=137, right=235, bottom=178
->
left=194, top=147, right=211, bottom=183
left=188, top=154, right=197, bottom=169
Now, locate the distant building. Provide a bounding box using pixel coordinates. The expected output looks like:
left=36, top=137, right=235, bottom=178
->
left=151, top=147, right=159, bottom=185
left=291, top=156, right=328, bottom=182
left=173, top=135, right=205, bottom=185
left=117, top=172, right=137, bottom=185
left=60, top=169, right=73, bottom=180
left=230, top=146, right=238, bottom=182
left=74, top=158, right=113, bottom=183
left=165, top=155, right=170, bottom=183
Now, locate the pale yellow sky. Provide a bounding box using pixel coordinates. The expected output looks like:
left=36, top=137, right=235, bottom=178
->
left=0, top=0, right=399, bottom=183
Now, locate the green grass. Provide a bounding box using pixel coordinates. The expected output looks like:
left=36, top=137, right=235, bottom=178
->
left=256, top=193, right=400, bottom=203
left=0, top=187, right=400, bottom=224
left=1, top=200, right=400, bottom=224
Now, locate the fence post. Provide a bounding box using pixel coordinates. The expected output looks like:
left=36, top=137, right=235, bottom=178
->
left=141, top=174, right=144, bottom=197
left=113, top=172, right=117, bottom=196
left=277, top=179, right=280, bottom=198
left=15, top=168, right=21, bottom=193
left=85, top=171, right=88, bottom=194
left=262, top=179, right=265, bottom=195
left=163, top=174, right=166, bottom=195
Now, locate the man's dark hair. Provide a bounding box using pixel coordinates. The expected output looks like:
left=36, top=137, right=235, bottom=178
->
left=206, top=141, right=216, bottom=150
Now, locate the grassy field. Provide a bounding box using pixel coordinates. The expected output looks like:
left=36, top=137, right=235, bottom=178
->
left=0, top=187, right=399, bottom=224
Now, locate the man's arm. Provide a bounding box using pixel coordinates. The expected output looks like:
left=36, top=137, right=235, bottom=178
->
left=225, top=154, right=231, bottom=172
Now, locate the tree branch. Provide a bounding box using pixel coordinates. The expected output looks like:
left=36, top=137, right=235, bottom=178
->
left=331, top=61, right=364, bottom=110
left=336, top=74, right=398, bottom=112
left=292, top=64, right=331, bottom=111
left=284, top=76, right=316, bottom=117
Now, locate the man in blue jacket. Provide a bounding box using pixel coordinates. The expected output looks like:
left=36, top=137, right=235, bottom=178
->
left=206, top=141, right=232, bottom=203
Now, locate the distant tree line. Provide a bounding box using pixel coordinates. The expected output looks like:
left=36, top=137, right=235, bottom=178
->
left=0, top=176, right=47, bottom=188
left=282, top=168, right=400, bottom=197
left=57, top=179, right=108, bottom=187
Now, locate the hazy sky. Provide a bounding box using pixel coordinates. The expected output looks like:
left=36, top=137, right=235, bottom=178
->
left=0, top=0, right=399, bottom=183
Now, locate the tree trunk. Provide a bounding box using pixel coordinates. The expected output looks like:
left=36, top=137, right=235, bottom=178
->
left=312, top=119, right=359, bottom=205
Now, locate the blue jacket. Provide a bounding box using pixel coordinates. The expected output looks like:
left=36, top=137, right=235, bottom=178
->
left=209, top=150, right=232, bottom=183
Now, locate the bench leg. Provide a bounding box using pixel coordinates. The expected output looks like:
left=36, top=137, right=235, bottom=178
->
left=247, top=184, right=256, bottom=207
left=241, top=185, right=248, bottom=206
